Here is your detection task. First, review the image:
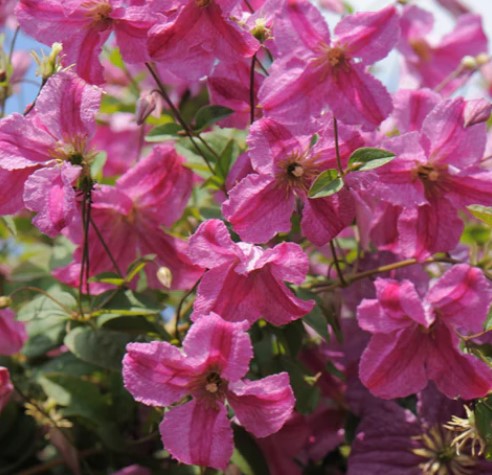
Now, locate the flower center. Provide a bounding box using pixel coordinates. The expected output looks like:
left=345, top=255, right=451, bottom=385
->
left=205, top=372, right=223, bottom=394
left=276, top=151, right=320, bottom=195
left=412, top=426, right=476, bottom=475
left=51, top=136, right=97, bottom=168
left=327, top=46, right=348, bottom=68
left=195, top=0, right=211, bottom=7
left=410, top=38, right=432, bottom=62
left=81, top=0, right=113, bottom=27
left=414, top=163, right=449, bottom=200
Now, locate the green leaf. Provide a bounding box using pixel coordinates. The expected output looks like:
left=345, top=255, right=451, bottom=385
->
left=125, top=254, right=157, bottom=284
left=22, top=315, right=67, bottom=358
left=468, top=205, right=492, bottom=226
left=0, top=216, right=16, bottom=237
left=17, top=289, right=76, bottom=322
left=297, top=289, right=329, bottom=341
left=64, top=327, right=133, bottom=371
left=348, top=147, right=395, bottom=171
left=146, top=123, right=183, bottom=141
left=309, top=133, right=319, bottom=148
left=194, top=105, right=233, bottom=131
left=39, top=373, right=107, bottom=420
left=308, top=169, right=344, bottom=199
left=474, top=397, right=492, bottom=459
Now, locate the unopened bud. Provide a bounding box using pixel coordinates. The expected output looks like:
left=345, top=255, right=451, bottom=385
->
left=461, top=55, right=477, bottom=69
left=136, top=90, right=158, bottom=125
left=33, top=42, right=63, bottom=80
left=0, top=296, right=11, bottom=309
left=156, top=267, right=173, bottom=289
left=476, top=53, right=490, bottom=67
left=464, top=98, right=492, bottom=127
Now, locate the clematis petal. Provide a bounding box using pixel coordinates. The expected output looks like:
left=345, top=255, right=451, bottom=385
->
left=0, top=309, right=27, bottom=355
left=187, top=219, right=239, bottom=269
left=0, top=367, right=13, bottom=413
left=122, top=341, right=193, bottom=407
left=227, top=373, right=295, bottom=438
left=23, top=163, right=80, bottom=238
left=183, top=313, right=253, bottom=382
left=161, top=400, right=233, bottom=470
left=425, top=264, right=492, bottom=334
left=428, top=323, right=492, bottom=399
left=334, top=6, right=399, bottom=65
left=222, top=173, right=295, bottom=244
left=359, top=326, right=429, bottom=399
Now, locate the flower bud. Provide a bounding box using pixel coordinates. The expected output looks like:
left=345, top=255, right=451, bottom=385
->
left=0, top=296, right=11, bottom=309
left=464, top=98, right=492, bottom=127
left=461, top=55, right=477, bottom=69
left=156, top=267, right=173, bottom=289
left=135, top=90, right=158, bottom=125
left=32, top=42, right=63, bottom=81
left=476, top=53, right=490, bottom=67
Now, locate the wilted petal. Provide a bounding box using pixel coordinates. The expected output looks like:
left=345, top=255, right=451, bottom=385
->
left=123, top=341, right=193, bottom=407
left=228, top=373, right=295, bottom=438
left=161, top=400, right=233, bottom=470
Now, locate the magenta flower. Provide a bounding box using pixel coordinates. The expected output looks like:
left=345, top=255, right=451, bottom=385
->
left=186, top=219, right=314, bottom=326
left=357, top=264, right=492, bottom=400
left=123, top=313, right=295, bottom=470
left=0, top=367, right=13, bottom=414
left=148, top=0, right=259, bottom=80
left=398, top=5, right=487, bottom=94
left=0, top=71, right=101, bottom=237
left=222, top=118, right=362, bottom=245
left=360, top=96, right=492, bottom=259
left=258, top=2, right=399, bottom=129
left=16, top=0, right=155, bottom=84
left=0, top=309, right=27, bottom=355
left=54, top=144, right=202, bottom=293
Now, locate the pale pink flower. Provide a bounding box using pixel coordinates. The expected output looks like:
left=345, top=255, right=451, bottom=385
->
left=123, top=313, right=295, bottom=470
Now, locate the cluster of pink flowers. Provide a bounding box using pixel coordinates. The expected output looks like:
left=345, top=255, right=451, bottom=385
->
left=1, top=0, right=492, bottom=473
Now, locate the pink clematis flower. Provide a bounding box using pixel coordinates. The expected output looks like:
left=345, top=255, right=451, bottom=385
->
left=0, top=367, right=13, bottom=413
left=222, top=118, right=363, bottom=245
left=54, top=143, right=202, bottom=293
left=0, top=309, right=27, bottom=355
left=258, top=2, right=399, bottom=130
left=398, top=5, right=487, bottom=94
left=357, top=264, right=492, bottom=400
left=359, top=96, right=492, bottom=259
left=186, top=219, right=314, bottom=326
left=148, top=0, right=259, bottom=80
left=0, top=71, right=101, bottom=237
left=16, top=0, right=156, bottom=84
left=123, top=313, right=295, bottom=470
